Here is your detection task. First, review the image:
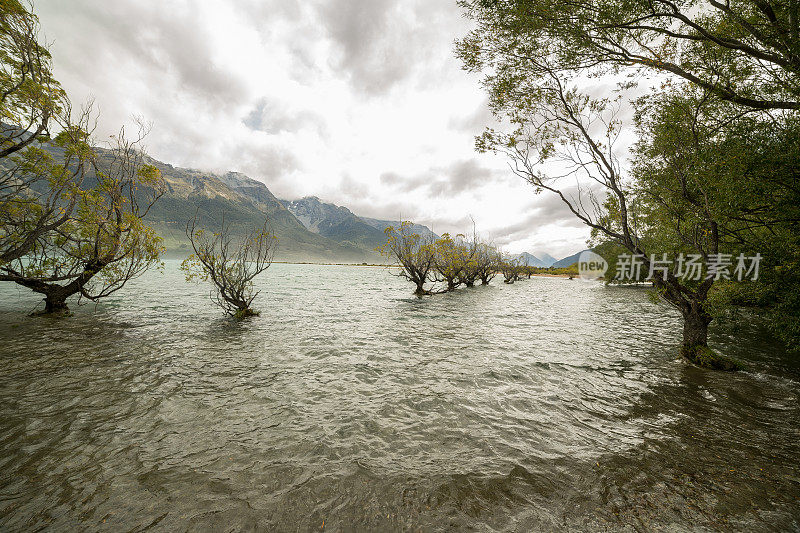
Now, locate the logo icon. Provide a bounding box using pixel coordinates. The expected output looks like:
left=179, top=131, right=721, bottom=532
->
left=577, top=250, right=608, bottom=281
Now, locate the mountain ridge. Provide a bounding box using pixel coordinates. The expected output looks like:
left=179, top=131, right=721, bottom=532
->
left=281, top=196, right=439, bottom=250
left=14, top=129, right=567, bottom=263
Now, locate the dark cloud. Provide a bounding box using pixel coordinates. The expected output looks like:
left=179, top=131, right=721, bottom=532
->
left=314, top=0, right=459, bottom=95
left=380, top=159, right=498, bottom=197
left=243, top=98, right=328, bottom=136
left=38, top=2, right=249, bottom=110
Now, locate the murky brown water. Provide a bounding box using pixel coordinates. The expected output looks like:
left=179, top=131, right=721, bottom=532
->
left=0, top=262, right=798, bottom=531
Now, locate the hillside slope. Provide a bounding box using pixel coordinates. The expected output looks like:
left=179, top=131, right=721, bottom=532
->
left=360, top=217, right=439, bottom=242
left=552, top=249, right=590, bottom=268
left=281, top=197, right=387, bottom=251
left=282, top=197, right=440, bottom=251
left=137, top=161, right=371, bottom=261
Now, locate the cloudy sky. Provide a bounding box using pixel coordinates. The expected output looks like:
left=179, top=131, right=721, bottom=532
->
left=36, top=0, right=590, bottom=258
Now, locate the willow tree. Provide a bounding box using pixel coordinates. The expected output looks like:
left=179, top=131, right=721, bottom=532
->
left=0, top=124, right=166, bottom=313
left=465, top=65, right=748, bottom=368
left=0, top=0, right=64, bottom=158
left=633, top=91, right=800, bottom=351
left=432, top=233, right=468, bottom=291
left=379, top=221, right=436, bottom=295
left=500, top=257, right=522, bottom=284
left=182, top=214, right=277, bottom=318
left=475, top=243, right=501, bottom=285
left=0, top=0, right=85, bottom=267
left=454, top=225, right=483, bottom=287
left=457, top=0, right=800, bottom=112
left=0, top=1, right=166, bottom=314
left=457, top=0, right=800, bottom=369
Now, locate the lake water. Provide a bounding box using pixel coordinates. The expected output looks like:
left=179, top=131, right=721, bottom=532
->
left=0, top=262, right=798, bottom=531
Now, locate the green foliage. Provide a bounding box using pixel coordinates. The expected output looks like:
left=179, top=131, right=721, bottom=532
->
left=0, top=0, right=66, bottom=156
left=457, top=0, right=800, bottom=361
left=380, top=221, right=500, bottom=294
left=457, top=0, right=800, bottom=112
left=632, top=89, right=800, bottom=349
left=1, top=7, right=167, bottom=312
left=379, top=221, right=436, bottom=294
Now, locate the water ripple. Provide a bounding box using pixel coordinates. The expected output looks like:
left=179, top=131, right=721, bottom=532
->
left=0, top=262, right=798, bottom=531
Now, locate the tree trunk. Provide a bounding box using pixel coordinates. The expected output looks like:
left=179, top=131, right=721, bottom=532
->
left=681, top=306, right=710, bottom=353
left=44, top=296, right=69, bottom=314
left=31, top=289, right=71, bottom=315
left=679, top=304, right=740, bottom=371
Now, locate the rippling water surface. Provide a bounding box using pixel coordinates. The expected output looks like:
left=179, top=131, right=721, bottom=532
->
left=0, top=262, right=798, bottom=531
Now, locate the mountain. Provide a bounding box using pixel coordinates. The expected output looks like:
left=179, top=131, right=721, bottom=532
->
left=516, top=252, right=548, bottom=267
left=54, top=148, right=383, bottom=262
left=280, top=197, right=388, bottom=250
left=552, top=249, right=591, bottom=268
left=281, top=197, right=439, bottom=249
left=533, top=252, right=558, bottom=267
left=10, top=128, right=435, bottom=262
left=139, top=164, right=377, bottom=262
left=360, top=217, right=439, bottom=242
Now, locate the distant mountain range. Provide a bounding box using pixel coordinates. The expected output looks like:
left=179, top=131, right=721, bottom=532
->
left=13, top=128, right=582, bottom=264
left=515, top=251, right=559, bottom=267
left=551, top=249, right=590, bottom=268
left=280, top=196, right=441, bottom=252
left=131, top=157, right=440, bottom=262
left=508, top=249, right=590, bottom=268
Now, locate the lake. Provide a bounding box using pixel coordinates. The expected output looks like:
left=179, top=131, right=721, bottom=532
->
left=0, top=262, right=798, bottom=531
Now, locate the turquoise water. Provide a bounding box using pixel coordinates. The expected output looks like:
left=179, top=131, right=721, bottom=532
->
left=0, top=262, right=798, bottom=531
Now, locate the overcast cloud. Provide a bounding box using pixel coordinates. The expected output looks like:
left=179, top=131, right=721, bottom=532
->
left=36, top=0, right=591, bottom=258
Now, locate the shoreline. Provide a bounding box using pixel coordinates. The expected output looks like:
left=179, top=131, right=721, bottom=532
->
left=271, top=261, right=577, bottom=278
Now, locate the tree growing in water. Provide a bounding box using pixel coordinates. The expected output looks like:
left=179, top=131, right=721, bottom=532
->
left=380, top=221, right=503, bottom=294
left=432, top=233, right=468, bottom=291
left=1, top=0, right=85, bottom=269
left=466, top=67, right=744, bottom=369
left=0, top=121, right=166, bottom=314
left=0, top=1, right=166, bottom=314
left=500, top=258, right=522, bottom=284
left=457, top=0, right=800, bottom=369
left=181, top=214, right=277, bottom=318
left=475, top=243, right=501, bottom=285
left=379, top=221, right=437, bottom=296
left=0, top=0, right=64, bottom=159
left=454, top=224, right=483, bottom=287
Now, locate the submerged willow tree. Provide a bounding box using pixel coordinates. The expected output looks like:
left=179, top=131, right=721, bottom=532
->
left=379, top=221, right=437, bottom=295
left=0, top=122, right=166, bottom=314
left=0, top=0, right=64, bottom=159
left=1, top=0, right=76, bottom=267
left=181, top=214, right=277, bottom=318
left=474, top=243, right=501, bottom=285
left=432, top=233, right=468, bottom=291
left=0, top=1, right=166, bottom=314
left=380, top=221, right=502, bottom=295
left=457, top=0, right=800, bottom=369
